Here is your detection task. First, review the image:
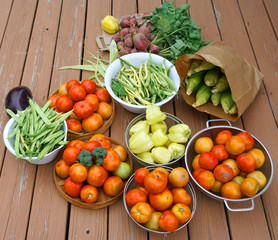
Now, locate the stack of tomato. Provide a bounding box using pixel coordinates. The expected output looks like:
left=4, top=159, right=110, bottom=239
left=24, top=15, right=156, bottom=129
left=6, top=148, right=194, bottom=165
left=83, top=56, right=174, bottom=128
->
left=48, top=79, right=113, bottom=133
left=55, top=134, right=132, bottom=203
left=125, top=167, right=192, bottom=233
left=191, top=130, right=267, bottom=199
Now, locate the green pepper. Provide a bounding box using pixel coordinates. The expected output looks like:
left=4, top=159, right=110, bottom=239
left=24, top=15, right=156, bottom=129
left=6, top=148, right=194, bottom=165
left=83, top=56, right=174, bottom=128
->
left=137, top=152, right=155, bottom=164
left=150, top=121, right=167, bottom=133
left=168, top=124, right=191, bottom=143
left=168, top=143, right=185, bottom=160
left=151, top=128, right=168, bottom=147
left=151, top=147, right=172, bottom=164
left=146, top=105, right=166, bottom=125
left=129, top=130, right=154, bottom=154
left=129, top=120, right=150, bottom=136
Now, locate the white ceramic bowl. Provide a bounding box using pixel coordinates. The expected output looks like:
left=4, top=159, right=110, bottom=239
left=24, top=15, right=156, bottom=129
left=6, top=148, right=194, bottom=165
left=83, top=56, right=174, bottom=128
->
left=3, top=117, right=67, bottom=165
left=105, top=53, right=180, bottom=114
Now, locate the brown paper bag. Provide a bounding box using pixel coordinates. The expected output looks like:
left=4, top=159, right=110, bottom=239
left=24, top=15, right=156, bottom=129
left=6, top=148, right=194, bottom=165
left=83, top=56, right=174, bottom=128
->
left=175, top=41, right=263, bottom=121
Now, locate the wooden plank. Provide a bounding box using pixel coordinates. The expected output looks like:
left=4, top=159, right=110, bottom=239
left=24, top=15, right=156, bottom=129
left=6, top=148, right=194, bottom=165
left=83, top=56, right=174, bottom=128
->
left=0, top=0, right=13, bottom=46
left=212, top=0, right=274, bottom=239
left=238, top=0, right=278, bottom=121
left=0, top=0, right=38, bottom=239
left=66, top=0, right=110, bottom=239
left=263, top=0, right=278, bottom=35
left=171, top=0, right=231, bottom=239
left=26, top=1, right=86, bottom=239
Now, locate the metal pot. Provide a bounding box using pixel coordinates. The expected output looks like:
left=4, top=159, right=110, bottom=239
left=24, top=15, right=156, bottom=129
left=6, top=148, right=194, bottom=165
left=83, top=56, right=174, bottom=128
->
left=184, top=119, right=274, bottom=212
left=125, top=112, right=188, bottom=167
left=123, top=166, right=197, bottom=234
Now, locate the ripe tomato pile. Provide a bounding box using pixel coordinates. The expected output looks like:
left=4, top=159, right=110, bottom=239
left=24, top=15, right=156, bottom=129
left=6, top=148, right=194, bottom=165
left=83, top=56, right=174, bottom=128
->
left=48, top=79, right=113, bottom=134
left=192, top=130, right=267, bottom=199
left=55, top=134, right=132, bottom=203
left=125, top=167, right=192, bottom=232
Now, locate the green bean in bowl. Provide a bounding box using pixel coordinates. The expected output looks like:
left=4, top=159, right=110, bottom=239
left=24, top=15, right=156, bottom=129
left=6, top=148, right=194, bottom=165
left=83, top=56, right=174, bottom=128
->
left=3, top=98, right=70, bottom=165
left=105, top=53, right=181, bottom=114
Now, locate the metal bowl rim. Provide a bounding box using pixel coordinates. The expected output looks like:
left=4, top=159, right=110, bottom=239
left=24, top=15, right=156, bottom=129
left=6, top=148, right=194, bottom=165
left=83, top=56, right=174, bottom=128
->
left=184, top=124, right=274, bottom=203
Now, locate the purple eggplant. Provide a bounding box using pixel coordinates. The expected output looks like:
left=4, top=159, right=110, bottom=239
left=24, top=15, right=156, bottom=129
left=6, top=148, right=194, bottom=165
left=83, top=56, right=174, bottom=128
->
left=5, top=86, right=33, bottom=114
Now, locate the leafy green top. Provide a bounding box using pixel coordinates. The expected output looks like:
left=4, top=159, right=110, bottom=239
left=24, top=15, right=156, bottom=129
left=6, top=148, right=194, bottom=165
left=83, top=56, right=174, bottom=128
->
left=92, top=147, right=107, bottom=166
left=144, top=1, right=209, bottom=62
left=78, top=150, right=93, bottom=166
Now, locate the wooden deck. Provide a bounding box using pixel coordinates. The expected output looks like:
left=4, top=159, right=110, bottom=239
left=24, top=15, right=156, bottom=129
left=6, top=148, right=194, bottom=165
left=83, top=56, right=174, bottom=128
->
left=0, top=0, right=277, bottom=239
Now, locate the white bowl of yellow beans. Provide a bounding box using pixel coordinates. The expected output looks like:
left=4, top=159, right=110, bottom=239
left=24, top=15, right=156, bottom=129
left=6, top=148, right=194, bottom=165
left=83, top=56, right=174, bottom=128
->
left=105, top=53, right=180, bottom=114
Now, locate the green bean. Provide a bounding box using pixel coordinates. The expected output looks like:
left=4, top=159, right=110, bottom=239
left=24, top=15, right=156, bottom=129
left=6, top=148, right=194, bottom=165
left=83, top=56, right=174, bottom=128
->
left=6, top=109, right=23, bottom=125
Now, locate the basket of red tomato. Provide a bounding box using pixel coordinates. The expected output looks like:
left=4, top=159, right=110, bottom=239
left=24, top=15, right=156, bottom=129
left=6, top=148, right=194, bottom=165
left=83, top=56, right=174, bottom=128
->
left=48, top=79, right=115, bottom=140
left=185, top=119, right=274, bottom=212
left=123, top=166, right=196, bottom=233
left=54, top=134, right=132, bottom=209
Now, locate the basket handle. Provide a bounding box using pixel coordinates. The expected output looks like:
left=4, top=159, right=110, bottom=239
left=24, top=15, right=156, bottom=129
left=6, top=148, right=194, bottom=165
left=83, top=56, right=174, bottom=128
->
left=206, top=119, right=232, bottom=128
left=224, top=199, right=255, bottom=212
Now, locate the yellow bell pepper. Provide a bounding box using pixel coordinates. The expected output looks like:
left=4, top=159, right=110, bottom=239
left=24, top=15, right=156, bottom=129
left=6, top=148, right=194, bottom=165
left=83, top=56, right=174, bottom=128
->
left=137, top=152, right=155, bottom=164
left=151, top=128, right=168, bottom=147
left=129, top=120, right=150, bottom=136
left=101, top=15, right=119, bottom=34
left=129, top=130, right=154, bottom=154
left=151, top=147, right=172, bottom=164
left=146, top=105, right=166, bottom=125
left=150, top=121, right=167, bottom=133
left=168, top=143, right=185, bottom=159
left=168, top=124, right=191, bottom=143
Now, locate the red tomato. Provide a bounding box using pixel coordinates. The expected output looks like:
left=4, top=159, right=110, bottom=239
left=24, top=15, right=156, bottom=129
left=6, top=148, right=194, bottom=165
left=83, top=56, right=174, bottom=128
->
left=125, top=189, right=147, bottom=208
left=47, top=94, right=61, bottom=109
left=225, top=136, right=245, bottom=155
left=158, top=210, right=179, bottom=232
left=69, top=163, right=88, bottom=183
left=130, top=202, right=152, bottom=224
left=82, top=113, right=104, bottom=132
left=172, top=203, right=191, bottom=224
left=103, top=176, right=124, bottom=197
left=87, top=165, right=108, bottom=187
left=215, top=130, right=232, bottom=145
left=67, top=140, right=85, bottom=151
left=102, top=148, right=121, bottom=171
left=199, top=152, right=219, bottom=170
left=89, top=134, right=111, bottom=150
left=171, top=188, right=191, bottom=205
left=56, top=95, right=73, bottom=112
left=97, top=102, right=113, bottom=120
left=236, top=153, right=256, bottom=173
left=135, top=185, right=149, bottom=197
left=63, top=147, right=81, bottom=165
left=95, top=88, right=111, bottom=103
left=213, top=164, right=234, bottom=183
left=134, top=168, right=150, bottom=186
left=73, top=100, right=94, bottom=119
left=66, top=79, right=80, bottom=91
left=80, top=185, right=98, bottom=203
left=58, top=83, right=69, bottom=96
left=84, top=94, right=99, bottom=111
left=237, top=131, right=254, bottom=151
left=69, top=85, right=86, bottom=102
left=149, top=188, right=173, bottom=211
left=144, top=170, right=168, bottom=194
left=113, top=145, right=127, bottom=161
left=66, top=119, right=82, bottom=133
left=64, top=177, right=83, bottom=198
left=55, top=159, right=70, bottom=179
left=211, top=145, right=229, bottom=161
left=82, top=140, right=102, bottom=158
left=81, top=80, right=97, bottom=94
left=193, top=169, right=215, bottom=190
left=169, top=167, right=189, bottom=188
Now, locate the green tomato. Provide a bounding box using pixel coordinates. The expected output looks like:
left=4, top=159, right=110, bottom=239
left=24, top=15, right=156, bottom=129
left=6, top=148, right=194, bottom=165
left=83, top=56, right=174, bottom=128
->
left=112, top=162, right=131, bottom=180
